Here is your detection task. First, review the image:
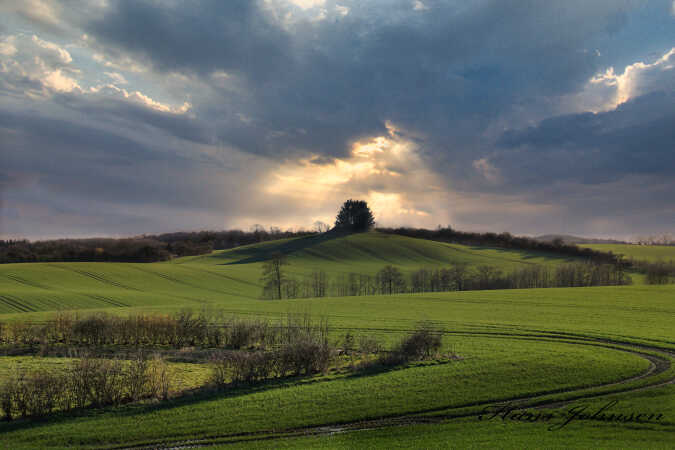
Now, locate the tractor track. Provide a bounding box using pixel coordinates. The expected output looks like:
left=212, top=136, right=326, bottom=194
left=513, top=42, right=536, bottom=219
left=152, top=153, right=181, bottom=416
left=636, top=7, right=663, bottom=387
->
left=112, top=331, right=674, bottom=450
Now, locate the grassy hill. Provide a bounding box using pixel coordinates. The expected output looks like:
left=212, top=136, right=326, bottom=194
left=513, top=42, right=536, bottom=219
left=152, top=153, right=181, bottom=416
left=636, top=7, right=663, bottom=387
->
left=0, top=232, right=583, bottom=316
left=580, top=243, right=675, bottom=262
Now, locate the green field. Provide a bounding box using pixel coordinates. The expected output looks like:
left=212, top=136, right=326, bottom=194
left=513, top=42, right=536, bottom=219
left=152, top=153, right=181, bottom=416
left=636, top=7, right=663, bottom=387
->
left=0, top=232, right=584, bottom=316
left=0, top=232, right=673, bottom=448
left=580, top=243, right=675, bottom=262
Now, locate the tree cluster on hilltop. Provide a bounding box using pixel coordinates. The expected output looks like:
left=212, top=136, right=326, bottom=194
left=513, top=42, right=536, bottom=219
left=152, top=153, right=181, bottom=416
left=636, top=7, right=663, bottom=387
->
left=334, top=199, right=375, bottom=232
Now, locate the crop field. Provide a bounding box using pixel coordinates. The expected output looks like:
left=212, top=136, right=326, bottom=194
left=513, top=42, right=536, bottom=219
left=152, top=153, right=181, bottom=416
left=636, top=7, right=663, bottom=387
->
left=580, top=243, right=675, bottom=262
left=0, top=233, right=673, bottom=448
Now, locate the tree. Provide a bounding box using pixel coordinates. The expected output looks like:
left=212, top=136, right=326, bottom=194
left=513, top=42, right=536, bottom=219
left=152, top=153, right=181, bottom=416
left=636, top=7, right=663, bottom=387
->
left=376, top=265, right=406, bottom=294
left=260, top=252, right=288, bottom=299
left=313, top=221, right=330, bottom=233
left=334, top=199, right=375, bottom=232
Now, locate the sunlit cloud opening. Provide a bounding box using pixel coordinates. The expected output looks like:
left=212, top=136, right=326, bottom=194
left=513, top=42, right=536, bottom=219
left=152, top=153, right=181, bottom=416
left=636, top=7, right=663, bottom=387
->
left=264, top=122, right=448, bottom=227
left=585, top=47, right=675, bottom=111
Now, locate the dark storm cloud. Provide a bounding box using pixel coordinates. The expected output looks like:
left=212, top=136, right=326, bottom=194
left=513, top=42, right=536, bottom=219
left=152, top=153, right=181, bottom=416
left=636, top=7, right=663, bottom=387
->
left=496, top=91, right=675, bottom=185
left=0, top=109, right=217, bottom=208
left=52, top=92, right=212, bottom=146
left=86, top=0, right=290, bottom=81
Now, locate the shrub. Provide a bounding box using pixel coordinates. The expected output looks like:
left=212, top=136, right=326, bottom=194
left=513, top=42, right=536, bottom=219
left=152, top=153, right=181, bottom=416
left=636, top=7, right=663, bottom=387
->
left=148, top=355, right=171, bottom=401
left=126, top=353, right=151, bottom=402
left=278, top=338, right=334, bottom=376
left=210, top=351, right=278, bottom=386
left=379, top=324, right=443, bottom=366
left=0, top=378, right=17, bottom=421
left=88, top=359, right=126, bottom=407
left=358, top=335, right=382, bottom=355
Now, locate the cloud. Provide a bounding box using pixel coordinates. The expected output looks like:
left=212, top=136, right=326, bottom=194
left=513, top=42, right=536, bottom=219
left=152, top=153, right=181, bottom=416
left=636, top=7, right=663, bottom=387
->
left=0, top=33, right=192, bottom=119
left=412, top=1, right=429, bottom=11
left=31, top=34, right=71, bottom=63
left=1, top=0, right=63, bottom=30
left=497, top=91, right=675, bottom=185
left=87, top=84, right=192, bottom=114
left=104, top=71, right=128, bottom=85
left=0, top=34, right=80, bottom=97
left=584, top=47, right=675, bottom=110
left=287, top=0, right=325, bottom=10
left=85, top=1, right=291, bottom=80
left=0, top=36, right=17, bottom=56
left=472, top=158, right=501, bottom=184
left=335, top=5, right=350, bottom=16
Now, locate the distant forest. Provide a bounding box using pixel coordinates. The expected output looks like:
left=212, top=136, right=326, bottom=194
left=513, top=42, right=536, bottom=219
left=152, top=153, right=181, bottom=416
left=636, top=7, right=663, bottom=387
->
left=0, top=228, right=314, bottom=263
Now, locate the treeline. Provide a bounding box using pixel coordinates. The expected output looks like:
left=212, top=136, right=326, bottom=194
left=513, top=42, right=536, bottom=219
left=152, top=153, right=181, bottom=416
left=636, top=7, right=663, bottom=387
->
left=0, top=311, right=290, bottom=349
left=376, top=227, right=624, bottom=265
left=629, top=259, right=675, bottom=284
left=634, top=234, right=675, bottom=246
left=0, top=353, right=170, bottom=420
left=262, top=262, right=632, bottom=299
left=0, top=228, right=315, bottom=264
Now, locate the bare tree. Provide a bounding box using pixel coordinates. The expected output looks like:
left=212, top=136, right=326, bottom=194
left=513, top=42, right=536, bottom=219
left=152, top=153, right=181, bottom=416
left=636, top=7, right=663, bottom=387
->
left=313, top=221, right=330, bottom=233
left=261, top=252, right=288, bottom=299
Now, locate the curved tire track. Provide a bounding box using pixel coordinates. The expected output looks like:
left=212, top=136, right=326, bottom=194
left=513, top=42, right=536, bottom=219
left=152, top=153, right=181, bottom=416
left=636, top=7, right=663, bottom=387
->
left=115, top=331, right=674, bottom=449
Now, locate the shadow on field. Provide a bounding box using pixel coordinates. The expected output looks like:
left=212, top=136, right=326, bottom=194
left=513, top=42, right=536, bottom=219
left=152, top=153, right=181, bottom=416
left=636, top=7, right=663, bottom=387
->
left=465, top=246, right=577, bottom=264
left=218, top=230, right=347, bottom=265
left=0, top=359, right=453, bottom=436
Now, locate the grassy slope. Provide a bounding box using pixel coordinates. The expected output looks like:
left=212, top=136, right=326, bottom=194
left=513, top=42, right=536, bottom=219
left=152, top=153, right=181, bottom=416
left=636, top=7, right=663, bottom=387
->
left=0, top=232, right=583, bottom=316
left=580, top=243, right=675, bottom=262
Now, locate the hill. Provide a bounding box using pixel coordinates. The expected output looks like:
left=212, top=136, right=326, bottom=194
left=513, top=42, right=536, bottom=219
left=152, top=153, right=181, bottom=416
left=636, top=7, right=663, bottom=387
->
left=579, top=243, right=675, bottom=262
left=0, top=231, right=584, bottom=316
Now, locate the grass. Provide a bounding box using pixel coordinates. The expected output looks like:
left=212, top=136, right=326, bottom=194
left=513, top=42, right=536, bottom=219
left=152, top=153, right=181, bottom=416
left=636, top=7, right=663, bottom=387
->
left=224, top=401, right=675, bottom=449
left=230, top=385, right=675, bottom=449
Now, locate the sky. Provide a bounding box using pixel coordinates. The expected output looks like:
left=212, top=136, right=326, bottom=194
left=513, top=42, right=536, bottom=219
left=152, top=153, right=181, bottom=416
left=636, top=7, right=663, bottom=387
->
left=1, top=0, right=674, bottom=240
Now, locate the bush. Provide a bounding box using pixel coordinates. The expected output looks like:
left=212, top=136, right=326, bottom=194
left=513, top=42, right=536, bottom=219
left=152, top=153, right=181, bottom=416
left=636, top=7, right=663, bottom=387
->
left=358, top=335, right=382, bottom=355
left=379, top=324, right=443, bottom=366
left=278, top=338, right=334, bottom=376
left=210, top=351, right=277, bottom=386
left=0, top=378, right=17, bottom=421
left=224, top=318, right=271, bottom=350
left=148, top=355, right=171, bottom=401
